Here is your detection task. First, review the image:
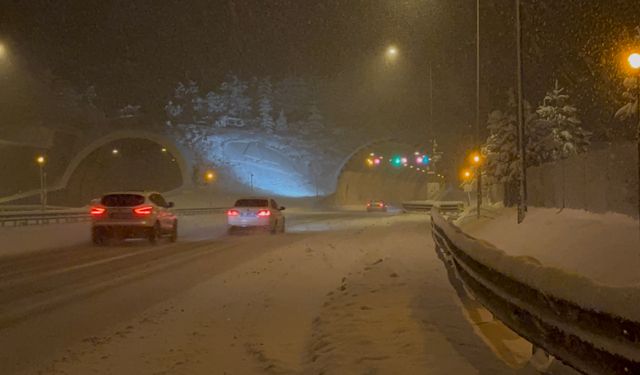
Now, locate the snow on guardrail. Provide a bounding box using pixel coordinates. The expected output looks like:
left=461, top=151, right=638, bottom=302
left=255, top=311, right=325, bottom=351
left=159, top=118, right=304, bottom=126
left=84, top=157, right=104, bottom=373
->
left=430, top=209, right=640, bottom=375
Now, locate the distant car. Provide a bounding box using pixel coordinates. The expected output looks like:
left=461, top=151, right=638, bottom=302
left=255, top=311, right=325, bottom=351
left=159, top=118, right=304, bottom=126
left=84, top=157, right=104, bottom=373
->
left=90, top=191, right=178, bottom=245
left=366, top=200, right=388, bottom=212
left=227, top=197, right=285, bottom=234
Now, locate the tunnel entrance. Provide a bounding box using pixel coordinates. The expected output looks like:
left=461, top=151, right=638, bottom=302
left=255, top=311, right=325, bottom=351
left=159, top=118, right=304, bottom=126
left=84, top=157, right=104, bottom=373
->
left=56, top=138, right=183, bottom=206
left=333, top=140, right=442, bottom=205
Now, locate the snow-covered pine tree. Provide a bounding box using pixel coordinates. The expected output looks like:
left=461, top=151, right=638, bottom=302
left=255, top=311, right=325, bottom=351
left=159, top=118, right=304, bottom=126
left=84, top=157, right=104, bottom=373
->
left=274, top=77, right=312, bottom=123
left=535, top=80, right=590, bottom=161
left=275, top=109, right=288, bottom=132
left=305, top=102, right=324, bottom=134
left=615, top=76, right=639, bottom=121
left=483, top=90, right=521, bottom=205
left=216, top=75, right=252, bottom=128
left=165, top=81, right=201, bottom=125
left=257, top=77, right=275, bottom=133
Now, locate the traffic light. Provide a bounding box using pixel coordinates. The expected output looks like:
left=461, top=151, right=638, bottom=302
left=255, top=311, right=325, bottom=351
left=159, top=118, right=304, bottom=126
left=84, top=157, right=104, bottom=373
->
left=416, top=155, right=431, bottom=165
left=391, top=155, right=403, bottom=167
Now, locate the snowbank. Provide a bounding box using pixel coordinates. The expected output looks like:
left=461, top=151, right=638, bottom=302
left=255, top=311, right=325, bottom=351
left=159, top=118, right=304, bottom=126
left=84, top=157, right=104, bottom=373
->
left=460, top=207, right=640, bottom=287
left=433, top=209, right=640, bottom=323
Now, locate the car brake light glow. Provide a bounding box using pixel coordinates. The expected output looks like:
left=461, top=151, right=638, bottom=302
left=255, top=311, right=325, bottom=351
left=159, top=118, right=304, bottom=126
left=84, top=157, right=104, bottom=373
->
left=227, top=209, right=240, bottom=216
left=90, top=206, right=106, bottom=216
left=379, top=203, right=384, bottom=207
left=257, top=209, right=271, bottom=217
left=133, top=205, right=154, bottom=216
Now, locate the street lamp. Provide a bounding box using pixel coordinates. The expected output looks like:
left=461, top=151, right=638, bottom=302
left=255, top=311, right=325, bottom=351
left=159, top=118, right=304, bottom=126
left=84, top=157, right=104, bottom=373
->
left=204, top=170, right=216, bottom=183
left=386, top=45, right=399, bottom=60
left=36, top=155, right=47, bottom=211
left=111, top=148, right=119, bottom=155
left=628, top=52, right=640, bottom=227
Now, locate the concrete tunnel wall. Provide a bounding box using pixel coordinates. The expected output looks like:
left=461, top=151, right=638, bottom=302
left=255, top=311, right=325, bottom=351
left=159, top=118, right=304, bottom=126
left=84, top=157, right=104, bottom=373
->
left=333, top=170, right=434, bottom=205
left=329, top=139, right=441, bottom=206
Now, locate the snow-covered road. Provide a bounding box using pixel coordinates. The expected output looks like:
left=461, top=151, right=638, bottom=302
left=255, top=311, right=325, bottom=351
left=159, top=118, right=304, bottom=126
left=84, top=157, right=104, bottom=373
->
left=0, top=210, right=567, bottom=374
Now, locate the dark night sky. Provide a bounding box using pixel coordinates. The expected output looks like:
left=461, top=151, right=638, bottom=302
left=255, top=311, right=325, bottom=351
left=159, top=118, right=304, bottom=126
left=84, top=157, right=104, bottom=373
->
left=2, top=1, right=638, bottom=154
left=0, top=1, right=475, bottom=134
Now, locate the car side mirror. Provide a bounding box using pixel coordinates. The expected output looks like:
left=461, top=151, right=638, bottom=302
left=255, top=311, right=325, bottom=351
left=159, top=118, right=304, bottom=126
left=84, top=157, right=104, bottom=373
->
left=167, top=202, right=174, bottom=208
left=279, top=206, right=286, bottom=211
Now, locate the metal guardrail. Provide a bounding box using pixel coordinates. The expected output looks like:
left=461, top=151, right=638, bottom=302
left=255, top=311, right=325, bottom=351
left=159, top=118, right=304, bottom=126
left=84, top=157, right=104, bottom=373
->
left=430, top=209, right=640, bottom=375
left=0, top=207, right=227, bottom=227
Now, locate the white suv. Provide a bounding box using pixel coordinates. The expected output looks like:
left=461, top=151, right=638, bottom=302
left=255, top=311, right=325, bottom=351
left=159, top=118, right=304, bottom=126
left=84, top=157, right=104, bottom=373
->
left=90, top=191, right=178, bottom=245
left=227, top=197, right=285, bottom=234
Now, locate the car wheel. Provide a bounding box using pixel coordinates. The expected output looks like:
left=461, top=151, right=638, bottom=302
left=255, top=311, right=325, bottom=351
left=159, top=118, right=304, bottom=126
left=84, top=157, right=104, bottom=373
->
left=92, top=227, right=107, bottom=246
left=227, top=226, right=236, bottom=235
left=148, top=222, right=161, bottom=245
left=169, top=221, right=178, bottom=242
left=279, top=218, right=286, bottom=233
left=270, top=222, right=278, bottom=235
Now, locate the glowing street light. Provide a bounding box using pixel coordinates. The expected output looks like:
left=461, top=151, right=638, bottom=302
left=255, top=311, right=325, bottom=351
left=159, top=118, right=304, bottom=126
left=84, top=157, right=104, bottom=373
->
left=461, top=169, right=473, bottom=181
left=386, top=46, right=398, bottom=58
left=205, top=170, right=216, bottom=184
left=0, top=43, right=6, bottom=59
left=112, top=148, right=119, bottom=155
left=161, top=147, right=167, bottom=153
left=628, top=53, right=640, bottom=69
left=470, top=152, right=482, bottom=165
left=36, top=156, right=45, bottom=165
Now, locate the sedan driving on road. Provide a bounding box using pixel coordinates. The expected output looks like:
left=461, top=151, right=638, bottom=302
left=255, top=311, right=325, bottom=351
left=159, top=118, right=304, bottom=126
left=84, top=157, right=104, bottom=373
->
left=366, top=200, right=388, bottom=212
left=90, top=191, right=178, bottom=245
left=227, top=197, right=285, bottom=234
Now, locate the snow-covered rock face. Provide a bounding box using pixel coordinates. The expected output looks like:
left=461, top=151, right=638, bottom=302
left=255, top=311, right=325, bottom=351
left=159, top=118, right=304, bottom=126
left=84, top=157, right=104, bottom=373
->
left=202, top=129, right=349, bottom=197
left=221, top=139, right=316, bottom=197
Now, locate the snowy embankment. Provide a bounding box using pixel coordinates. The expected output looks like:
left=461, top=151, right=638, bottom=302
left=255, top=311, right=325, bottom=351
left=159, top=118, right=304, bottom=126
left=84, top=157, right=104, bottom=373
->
left=459, top=206, right=640, bottom=287
left=434, top=207, right=640, bottom=373
left=436, top=208, right=640, bottom=321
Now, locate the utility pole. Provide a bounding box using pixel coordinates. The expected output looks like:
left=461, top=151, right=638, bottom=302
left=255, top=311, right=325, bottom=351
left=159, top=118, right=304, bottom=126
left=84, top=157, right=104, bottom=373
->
left=250, top=173, right=254, bottom=193
left=36, top=155, right=46, bottom=211
left=476, top=0, right=482, bottom=219
left=429, top=62, right=434, bottom=139
left=636, top=68, right=640, bottom=229
left=516, top=0, right=528, bottom=223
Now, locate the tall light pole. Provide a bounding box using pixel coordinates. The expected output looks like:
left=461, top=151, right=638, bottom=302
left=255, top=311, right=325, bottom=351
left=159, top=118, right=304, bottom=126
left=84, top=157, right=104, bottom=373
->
left=516, top=0, right=528, bottom=223
left=628, top=52, right=640, bottom=226
left=36, top=156, right=47, bottom=211
left=475, top=0, right=482, bottom=219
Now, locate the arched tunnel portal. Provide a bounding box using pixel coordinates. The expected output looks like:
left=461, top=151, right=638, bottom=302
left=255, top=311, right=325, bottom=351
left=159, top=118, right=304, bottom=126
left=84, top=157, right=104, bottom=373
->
left=332, top=139, right=442, bottom=205
left=50, top=131, right=193, bottom=206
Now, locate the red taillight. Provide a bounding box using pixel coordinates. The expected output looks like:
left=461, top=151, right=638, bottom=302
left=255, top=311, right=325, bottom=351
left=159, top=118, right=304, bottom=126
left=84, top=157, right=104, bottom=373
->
left=90, top=206, right=106, bottom=216
left=227, top=209, right=240, bottom=216
left=133, top=205, right=154, bottom=216
left=257, top=209, right=271, bottom=217
left=379, top=203, right=384, bottom=208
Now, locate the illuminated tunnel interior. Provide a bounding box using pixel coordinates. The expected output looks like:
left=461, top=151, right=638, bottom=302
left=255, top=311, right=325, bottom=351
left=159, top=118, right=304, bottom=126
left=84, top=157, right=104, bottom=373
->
left=333, top=141, right=441, bottom=205
left=54, top=139, right=183, bottom=206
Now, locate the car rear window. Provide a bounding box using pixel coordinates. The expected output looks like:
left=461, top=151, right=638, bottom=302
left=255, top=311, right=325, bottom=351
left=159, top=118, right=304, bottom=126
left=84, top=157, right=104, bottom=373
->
left=234, top=199, right=268, bottom=207
left=101, top=194, right=145, bottom=207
